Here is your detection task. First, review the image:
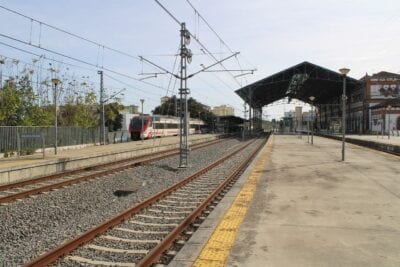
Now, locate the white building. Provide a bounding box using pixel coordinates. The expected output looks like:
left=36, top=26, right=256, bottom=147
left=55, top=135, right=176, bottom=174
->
left=211, top=105, right=234, bottom=116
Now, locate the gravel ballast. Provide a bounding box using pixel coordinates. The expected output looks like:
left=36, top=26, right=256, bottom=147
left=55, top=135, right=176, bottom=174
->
left=0, top=138, right=247, bottom=265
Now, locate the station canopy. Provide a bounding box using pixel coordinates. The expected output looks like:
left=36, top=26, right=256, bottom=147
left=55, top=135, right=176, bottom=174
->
left=236, top=61, right=362, bottom=107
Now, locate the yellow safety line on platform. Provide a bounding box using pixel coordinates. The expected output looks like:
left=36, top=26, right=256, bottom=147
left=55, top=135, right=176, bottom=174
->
left=193, top=135, right=274, bottom=267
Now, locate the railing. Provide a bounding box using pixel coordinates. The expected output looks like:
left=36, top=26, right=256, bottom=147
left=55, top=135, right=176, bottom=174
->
left=107, top=130, right=131, bottom=143
left=0, top=126, right=102, bottom=153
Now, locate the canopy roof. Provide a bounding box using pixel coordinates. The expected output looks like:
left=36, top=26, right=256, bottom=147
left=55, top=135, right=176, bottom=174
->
left=236, top=61, right=362, bottom=108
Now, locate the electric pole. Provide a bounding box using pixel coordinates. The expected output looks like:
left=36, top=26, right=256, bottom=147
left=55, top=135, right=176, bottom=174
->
left=179, top=22, right=191, bottom=168
left=138, top=22, right=239, bottom=168
left=98, top=70, right=106, bottom=145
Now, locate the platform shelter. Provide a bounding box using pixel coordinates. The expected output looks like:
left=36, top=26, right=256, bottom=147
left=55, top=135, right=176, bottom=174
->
left=235, top=61, right=362, bottom=132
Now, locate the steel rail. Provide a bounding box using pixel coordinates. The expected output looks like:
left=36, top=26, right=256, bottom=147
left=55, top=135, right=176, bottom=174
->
left=23, top=137, right=261, bottom=267
left=0, top=138, right=224, bottom=204
left=137, top=136, right=268, bottom=266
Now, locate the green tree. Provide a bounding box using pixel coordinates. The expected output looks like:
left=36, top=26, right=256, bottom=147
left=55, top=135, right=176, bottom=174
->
left=0, top=81, right=22, bottom=125
left=71, top=91, right=98, bottom=128
left=153, top=96, right=213, bottom=122
left=21, top=105, right=53, bottom=126
left=0, top=75, right=53, bottom=126
left=104, top=102, right=124, bottom=131
left=59, top=103, right=76, bottom=126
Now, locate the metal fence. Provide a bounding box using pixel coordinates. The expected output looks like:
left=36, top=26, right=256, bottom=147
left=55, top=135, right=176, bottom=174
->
left=0, top=126, right=102, bottom=153
left=108, top=130, right=131, bottom=143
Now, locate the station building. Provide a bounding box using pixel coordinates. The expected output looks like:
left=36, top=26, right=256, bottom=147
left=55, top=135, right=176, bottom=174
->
left=235, top=62, right=400, bottom=135
left=361, top=72, right=400, bottom=134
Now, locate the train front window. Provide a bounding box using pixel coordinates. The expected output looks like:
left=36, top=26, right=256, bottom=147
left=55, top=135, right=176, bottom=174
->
left=131, top=117, right=148, bottom=130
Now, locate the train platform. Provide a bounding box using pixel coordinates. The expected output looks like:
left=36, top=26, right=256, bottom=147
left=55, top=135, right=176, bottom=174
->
left=300, top=132, right=400, bottom=147
left=346, top=134, right=400, bottom=146
left=171, top=134, right=400, bottom=267
left=0, top=134, right=218, bottom=185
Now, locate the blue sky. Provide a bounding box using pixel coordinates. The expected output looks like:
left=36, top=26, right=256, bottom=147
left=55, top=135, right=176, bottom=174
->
left=0, top=0, right=399, bottom=118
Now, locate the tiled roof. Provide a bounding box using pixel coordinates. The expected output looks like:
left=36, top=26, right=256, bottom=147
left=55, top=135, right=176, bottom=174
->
left=369, top=71, right=400, bottom=79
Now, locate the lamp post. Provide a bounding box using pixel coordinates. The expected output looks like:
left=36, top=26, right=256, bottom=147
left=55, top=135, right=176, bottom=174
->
left=140, top=99, right=144, bottom=142
left=387, top=105, right=391, bottom=139
left=339, top=68, right=350, bottom=161
left=307, top=113, right=310, bottom=143
left=51, top=78, right=61, bottom=155
left=309, top=96, right=315, bottom=145
left=0, top=57, right=4, bottom=89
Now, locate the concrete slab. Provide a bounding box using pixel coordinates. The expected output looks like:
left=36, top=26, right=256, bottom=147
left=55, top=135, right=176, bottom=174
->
left=227, top=135, right=400, bottom=267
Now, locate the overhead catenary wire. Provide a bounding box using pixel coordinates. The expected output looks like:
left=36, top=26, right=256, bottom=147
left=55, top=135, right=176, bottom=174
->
left=185, top=0, right=234, bottom=53
left=153, top=0, right=243, bottom=88
left=0, top=33, right=170, bottom=93
left=185, top=0, right=257, bottom=83
left=186, top=0, right=257, bottom=72
left=0, top=6, right=184, bottom=92
left=0, top=43, right=164, bottom=107
left=1, top=2, right=247, bottom=116
left=0, top=5, right=142, bottom=63
left=0, top=41, right=94, bottom=73
left=0, top=10, right=207, bottom=114
left=104, top=73, right=162, bottom=98
left=193, top=76, right=244, bottom=110
left=0, top=52, right=94, bottom=82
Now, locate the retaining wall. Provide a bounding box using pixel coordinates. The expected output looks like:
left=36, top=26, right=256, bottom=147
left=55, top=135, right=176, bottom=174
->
left=0, top=136, right=218, bottom=185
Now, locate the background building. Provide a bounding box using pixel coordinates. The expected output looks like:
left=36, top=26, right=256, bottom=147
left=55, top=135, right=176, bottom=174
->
left=160, top=96, right=170, bottom=105
left=318, top=70, right=400, bottom=134
left=370, top=99, right=400, bottom=135
left=121, top=105, right=139, bottom=114
left=211, top=105, right=234, bottom=116
left=362, top=71, right=400, bottom=134
left=120, top=105, right=139, bottom=131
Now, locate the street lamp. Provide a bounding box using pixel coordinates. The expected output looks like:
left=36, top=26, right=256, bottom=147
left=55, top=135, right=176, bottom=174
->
left=51, top=78, right=61, bottom=155
left=309, top=96, right=315, bottom=145
left=387, top=105, right=391, bottom=139
left=339, top=67, right=350, bottom=161
left=140, top=99, right=144, bottom=142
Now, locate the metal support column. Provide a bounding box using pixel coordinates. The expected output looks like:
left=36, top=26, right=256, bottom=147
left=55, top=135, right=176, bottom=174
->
left=98, top=70, right=106, bottom=145
left=249, top=89, right=253, bottom=135
left=340, top=70, right=349, bottom=161
left=179, top=23, right=190, bottom=168
left=51, top=78, right=61, bottom=154
left=243, top=102, right=247, bottom=139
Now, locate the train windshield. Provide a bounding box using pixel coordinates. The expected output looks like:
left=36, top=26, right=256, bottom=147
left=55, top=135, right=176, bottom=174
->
left=131, top=116, right=149, bottom=130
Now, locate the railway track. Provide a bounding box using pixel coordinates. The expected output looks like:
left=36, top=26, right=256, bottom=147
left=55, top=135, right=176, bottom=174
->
left=24, top=134, right=269, bottom=267
left=0, top=138, right=224, bottom=205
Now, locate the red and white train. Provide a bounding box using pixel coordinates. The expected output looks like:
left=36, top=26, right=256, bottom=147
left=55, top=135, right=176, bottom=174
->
left=129, top=115, right=204, bottom=140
